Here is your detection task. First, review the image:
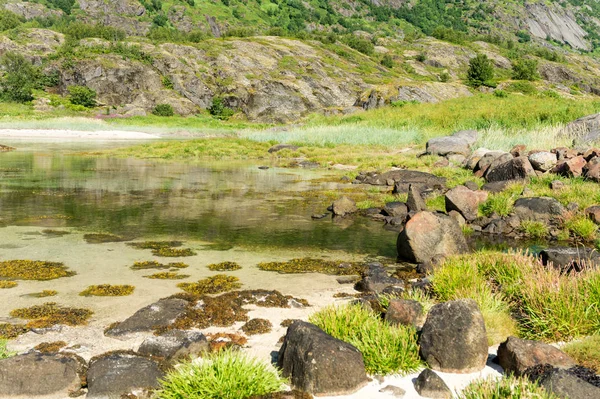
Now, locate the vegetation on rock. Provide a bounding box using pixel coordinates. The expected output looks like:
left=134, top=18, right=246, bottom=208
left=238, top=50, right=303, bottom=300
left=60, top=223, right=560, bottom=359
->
left=563, top=335, right=600, bottom=372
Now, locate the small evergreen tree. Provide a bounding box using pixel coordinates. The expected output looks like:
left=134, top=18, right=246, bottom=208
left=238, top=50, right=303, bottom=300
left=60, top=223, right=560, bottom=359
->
left=467, top=54, right=494, bottom=87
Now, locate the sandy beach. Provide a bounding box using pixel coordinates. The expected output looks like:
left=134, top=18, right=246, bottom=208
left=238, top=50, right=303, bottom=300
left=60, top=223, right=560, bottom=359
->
left=0, top=128, right=160, bottom=140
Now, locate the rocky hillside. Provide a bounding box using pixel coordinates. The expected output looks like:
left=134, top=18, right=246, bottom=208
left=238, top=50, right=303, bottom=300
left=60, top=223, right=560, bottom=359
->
left=2, top=0, right=600, bottom=121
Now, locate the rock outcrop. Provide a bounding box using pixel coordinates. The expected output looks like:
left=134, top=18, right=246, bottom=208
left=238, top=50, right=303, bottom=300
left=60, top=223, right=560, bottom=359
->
left=498, top=337, right=576, bottom=376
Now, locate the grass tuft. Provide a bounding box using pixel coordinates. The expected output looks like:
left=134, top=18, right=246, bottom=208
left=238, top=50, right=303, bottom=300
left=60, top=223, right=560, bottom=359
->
left=562, top=335, right=600, bottom=372
left=458, top=376, right=558, bottom=399
left=565, top=215, right=598, bottom=242
left=309, top=304, right=421, bottom=375
left=519, top=220, right=549, bottom=240
left=0, top=340, right=15, bottom=359
left=154, top=349, right=286, bottom=399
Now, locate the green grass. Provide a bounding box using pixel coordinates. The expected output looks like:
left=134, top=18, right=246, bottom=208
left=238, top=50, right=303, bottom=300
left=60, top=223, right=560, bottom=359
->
left=519, top=220, right=549, bottom=240
left=154, top=349, right=286, bottom=399
left=0, top=340, right=14, bottom=359
left=565, top=215, right=598, bottom=242
left=479, top=183, right=524, bottom=217
left=458, top=376, right=558, bottom=399
left=562, top=335, right=600, bottom=372
left=309, top=304, right=421, bottom=375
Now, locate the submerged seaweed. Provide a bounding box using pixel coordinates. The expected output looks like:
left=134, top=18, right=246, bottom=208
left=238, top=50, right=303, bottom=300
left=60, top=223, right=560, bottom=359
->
left=0, top=323, right=28, bottom=339
left=84, top=233, right=130, bottom=244
left=127, top=241, right=183, bottom=250
left=207, top=261, right=242, bottom=271
left=0, top=281, right=17, bottom=289
left=79, top=285, right=135, bottom=297
left=41, top=229, right=71, bottom=237
left=152, top=247, right=196, bottom=257
left=0, top=260, right=75, bottom=281
left=143, top=272, right=190, bottom=280
left=257, top=258, right=365, bottom=275
left=27, top=290, right=58, bottom=298
left=10, top=302, right=93, bottom=329
left=177, top=275, right=241, bottom=296
left=34, top=341, right=67, bottom=353
left=130, top=261, right=189, bottom=270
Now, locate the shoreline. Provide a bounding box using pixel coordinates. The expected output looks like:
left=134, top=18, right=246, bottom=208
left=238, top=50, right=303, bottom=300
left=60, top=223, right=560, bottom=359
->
left=0, top=128, right=161, bottom=140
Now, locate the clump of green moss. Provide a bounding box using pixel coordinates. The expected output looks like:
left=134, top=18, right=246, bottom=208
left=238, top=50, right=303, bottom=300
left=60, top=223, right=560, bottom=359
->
left=257, top=258, right=365, bottom=275
left=131, top=261, right=189, bottom=270
left=79, top=285, right=135, bottom=296
left=0, top=323, right=28, bottom=339
left=242, top=319, right=272, bottom=335
left=207, top=261, right=242, bottom=271
left=10, top=302, right=93, bottom=329
left=0, top=260, right=75, bottom=281
left=84, top=233, right=129, bottom=244
left=144, top=272, right=190, bottom=280
left=34, top=341, right=67, bottom=353
left=177, top=275, right=241, bottom=296
left=27, top=290, right=58, bottom=298
left=41, top=229, right=71, bottom=236
left=153, top=247, right=197, bottom=257
left=0, top=281, right=17, bottom=289
left=127, top=241, right=183, bottom=250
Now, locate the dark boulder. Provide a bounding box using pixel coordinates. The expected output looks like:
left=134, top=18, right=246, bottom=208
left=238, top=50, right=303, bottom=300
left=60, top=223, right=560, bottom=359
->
left=406, top=184, right=427, bottom=212
left=382, top=202, right=408, bottom=218
left=539, top=247, right=600, bottom=272
left=0, top=352, right=85, bottom=398
left=553, top=156, right=587, bottom=177
left=540, top=368, right=600, bottom=399
left=277, top=321, right=369, bottom=396
left=513, top=197, right=566, bottom=222
left=585, top=205, right=600, bottom=224
left=105, top=298, right=188, bottom=337
left=444, top=185, right=488, bottom=221
left=360, top=169, right=446, bottom=192
left=397, top=211, right=468, bottom=263
left=485, top=157, right=536, bottom=183
left=414, top=368, right=452, bottom=399
left=497, top=337, right=575, bottom=377
left=354, top=262, right=404, bottom=294
left=86, top=352, right=165, bottom=399
left=385, top=299, right=424, bottom=328
left=138, top=330, right=209, bottom=362
left=475, top=152, right=512, bottom=176
left=426, top=131, right=473, bottom=157
left=419, top=299, right=488, bottom=373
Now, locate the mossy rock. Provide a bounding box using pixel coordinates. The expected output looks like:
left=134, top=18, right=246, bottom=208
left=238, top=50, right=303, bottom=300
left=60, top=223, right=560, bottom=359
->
left=84, top=233, right=130, bottom=244
left=207, top=261, right=241, bottom=271
left=242, top=318, right=272, bottom=335
left=127, top=241, right=183, bottom=250
left=257, top=258, right=365, bottom=275
left=10, top=302, right=93, bottom=329
left=130, top=261, right=188, bottom=270
left=143, top=272, right=190, bottom=280
left=0, top=260, right=75, bottom=281
left=79, top=285, right=135, bottom=297
left=177, top=275, right=241, bottom=296
left=0, top=281, right=17, bottom=289
left=152, top=248, right=196, bottom=257
left=34, top=341, right=67, bottom=353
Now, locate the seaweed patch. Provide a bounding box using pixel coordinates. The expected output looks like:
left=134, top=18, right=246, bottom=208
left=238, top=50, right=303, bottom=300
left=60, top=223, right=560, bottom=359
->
left=241, top=318, right=272, bottom=335
left=34, top=341, right=67, bottom=353
left=79, top=285, right=135, bottom=296
left=130, top=261, right=189, bottom=270
left=143, top=272, right=190, bottom=280
left=10, top=302, right=93, bottom=329
left=207, top=261, right=241, bottom=271
left=0, top=281, right=17, bottom=289
left=257, top=258, right=365, bottom=275
left=177, top=275, right=241, bottom=296
left=0, top=260, right=75, bottom=281
left=84, top=233, right=130, bottom=244
left=127, top=241, right=183, bottom=250
left=152, top=247, right=196, bottom=257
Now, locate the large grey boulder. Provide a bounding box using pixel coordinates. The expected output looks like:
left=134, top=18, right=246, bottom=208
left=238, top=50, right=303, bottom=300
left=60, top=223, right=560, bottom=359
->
left=498, top=337, right=575, bottom=376
left=406, top=184, right=427, bottom=212
left=485, top=157, right=536, bottom=182
left=360, top=170, right=446, bottom=192
left=414, top=369, right=452, bottom=399
left=529, top=151, right=558, bottom=172
left=397, top=211, right=468, bottom=263
left=513, top=197, right=566, bottom=222
left=444, top=185, right=488, bottom=221
left=540, top=369, right=600, bottom=399
left=138, top=330, right=209, bottom=362
left=105, top=298, right=188, bottom=337
left=278, top=321, right=369, bottom=396
left=540, top=247, right=600, bottom=272
left=464, top=148, right=492, bottom=170
left=426, top=130, right=477, bottom=157
left=0, top=352, right=85, bottom=398
left=87, top=352, right=165, bottom=399
left=419, top=299, right=488, bottom=373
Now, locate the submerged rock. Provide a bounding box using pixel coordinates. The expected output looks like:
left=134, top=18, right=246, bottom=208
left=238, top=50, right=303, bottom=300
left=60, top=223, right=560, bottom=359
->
left=331, top=196, right=358, bottom=217
left=105, top=298, right=188, bottom=337
left=354, top=262, right=404, bottom=294
left=278, top=321, right=369, bottom=396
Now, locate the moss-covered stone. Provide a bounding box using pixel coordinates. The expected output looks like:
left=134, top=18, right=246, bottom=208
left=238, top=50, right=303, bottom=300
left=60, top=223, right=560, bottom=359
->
left=0, top=281, right=17, bottom=289
left=130, top=261, right=189, bottom=270
left=127, top=241, right=183, bottom=250
left=10, top=302, right=93, bottom=329
left=207, top=261, right=242, bottom=271
left=27, top=290, right=58, bottom=298
left=177, top=275, right=242, bottom=296
left=34, top=341, right=67, bottom=353
left=242, top=318, right=272, bottom=335
left=143, top=272, right=190, bottom=280
left=0, top=260, right=75, bottom=281
left=79, top=285, right=135, bottom=296
left=83, top=233, right=130, bottom=243
left=152, top=247, right=196, bottom=257
left=0, top=323, right=28, bottom=339
left=257, top=258, right=365, bottom=275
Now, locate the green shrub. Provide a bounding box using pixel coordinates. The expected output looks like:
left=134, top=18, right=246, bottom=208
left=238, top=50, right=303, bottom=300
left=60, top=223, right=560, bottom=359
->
left=154, top=349, right=285, bottom=399
left=67, top=85, right=96, bottom=108
left=209, top=97, right=235, bottom=120
left=381, top=53, right=394, bottom=68
left=152, top=103, right=174, bottom=117
left=493, top=89, right=508, bottom=98
left=459, top=376, right=557, bottom=399
left=309, top=304, right=421, bottom=375
left=0, top=52, right=39, bottom=103
left=467, top=54, right=494, bottom=88
left=48, top=0, right=76, bottom=15
left=61, top=22, right=126, bottom=41
left=565, top=215, right=598, bottom=241
left=439, top=71, right=450, bottom=82
left=519, top=220, right=548, bottom=239
left=416, top=52, right=426, bottom=62
left=0, top=10, right=23, bottom=31
left=506, top=81, right=537, bottom=95
left=512, top=58, right=539, bottom=81
left=342, top=35, right=374, bottom=56
left=562, top=335, right=600, bottom=372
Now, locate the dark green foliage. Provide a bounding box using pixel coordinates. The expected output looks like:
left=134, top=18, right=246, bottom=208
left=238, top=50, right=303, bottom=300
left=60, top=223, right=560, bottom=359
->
left=153, top=14, right=168, bottom=27
left=0, top=52, right=37, bottom=103
left=381, top=53, right=394, bottom=68
left=342, top=35, right=374, bottom=56
left=516, top=30, right=531, bottom=43
left=141, top=0, right=163, bottom=12
left=439, top=71, right=450, bottom=82
left=0, top=10, right=23, bottom=31
left=432, top=27, right=467, bottom=44
left=415, top=52, right=426, bottom=62
left=67, top=85, right=97, bottom=108
left=60, top=22, right=126, bottom=41
left=48, top=0, right=76, bottom=15
left=467, top=54, right=494, bottom=88
left=506, top=81, right=537, bottom=95
left=512, top=58, right=539, bottom=81
left=152, top=103, right=174, bottom=117
left=494, top=90, right=508, bottom=98
left=209, top=97, right=234, bottom=120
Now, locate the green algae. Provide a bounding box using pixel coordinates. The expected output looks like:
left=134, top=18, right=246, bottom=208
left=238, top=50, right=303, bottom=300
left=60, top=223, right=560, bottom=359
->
left=0, top=281, right=17, bottom=289
left=242, top=318, right=272, bottom=335
left=83, top=233, right=130, bottom=244
left=177, top=275, right=242, bottom=296
left=143, top=272, right=190, bottom=280
left=127, top=241, right=184, bottom=250
left=10, top=302, right=93, bottom=329
left=0, top=260, right=75, bottom=281
left=79, top=284, right=135, bottom=297
left=257, top=258, right=365, bottom=275
left=130, top=261, right=189, bottom=270
left=207, top=261, right=242, bottom=271
left=152, top=247, right=197, bottom=257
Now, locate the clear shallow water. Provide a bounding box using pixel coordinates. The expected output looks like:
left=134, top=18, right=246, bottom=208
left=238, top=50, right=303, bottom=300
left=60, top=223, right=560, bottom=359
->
left=0, top=140, right=399, bottom=257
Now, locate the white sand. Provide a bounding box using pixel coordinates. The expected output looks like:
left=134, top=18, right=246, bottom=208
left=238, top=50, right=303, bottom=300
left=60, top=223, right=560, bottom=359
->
left=0, top=128, right=159, bottom=140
